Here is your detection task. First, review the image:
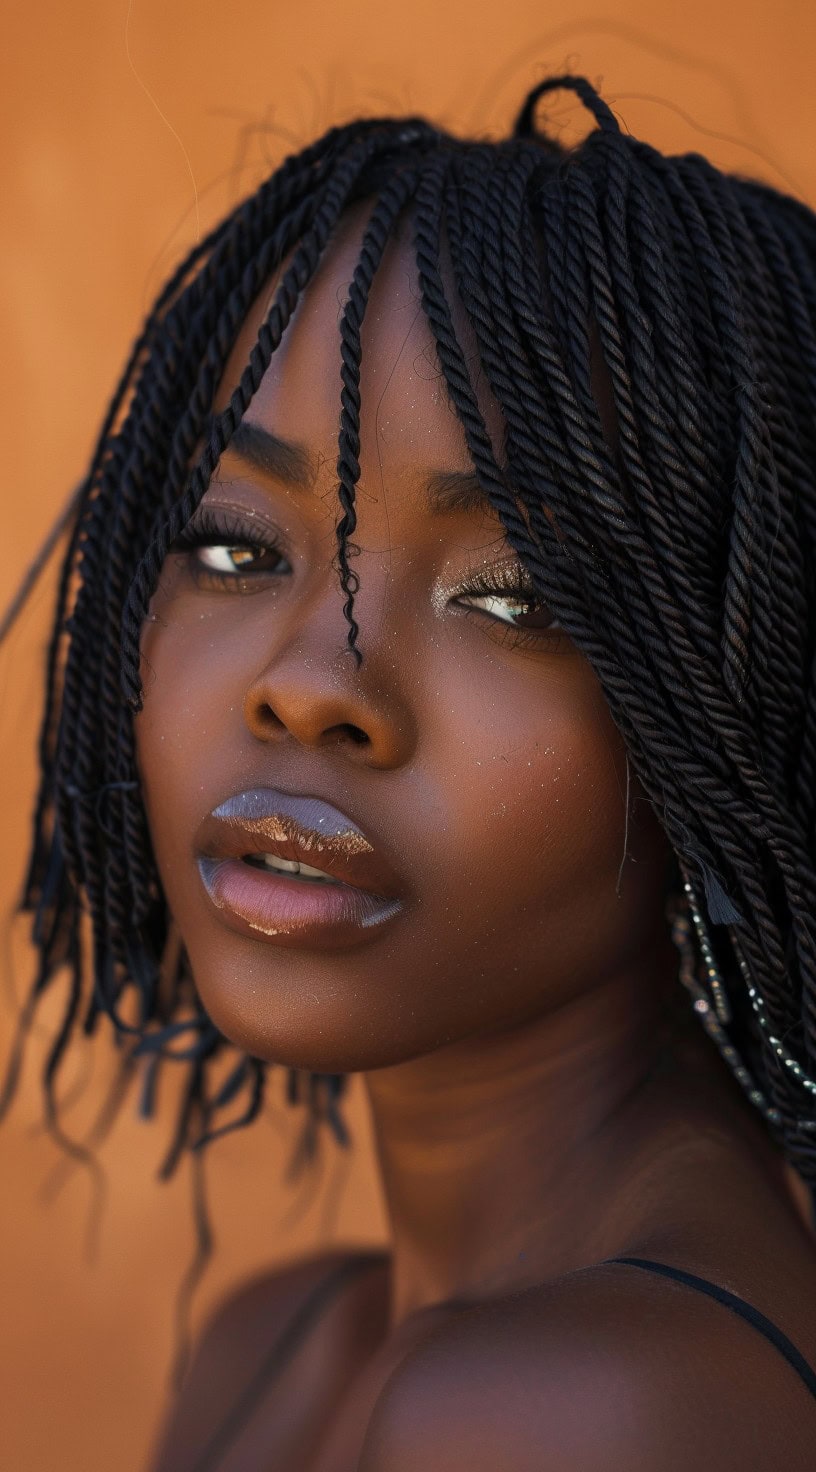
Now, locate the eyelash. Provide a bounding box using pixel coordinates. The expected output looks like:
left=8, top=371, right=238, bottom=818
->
left=172, top=506, right=291, bottom=589
left=451, top=567, right=562, bottom=650
left=171, top=507, right=561, bottom=647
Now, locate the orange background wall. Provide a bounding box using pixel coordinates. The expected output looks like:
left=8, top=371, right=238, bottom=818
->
left=2, top=3, right=815, bottom=1468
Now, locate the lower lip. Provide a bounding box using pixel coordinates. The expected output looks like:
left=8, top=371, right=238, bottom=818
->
left=197, top=857, right=403, bottom=950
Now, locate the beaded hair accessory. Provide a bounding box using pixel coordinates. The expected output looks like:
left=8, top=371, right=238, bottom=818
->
left=672, top=861, right=816, bottom=1132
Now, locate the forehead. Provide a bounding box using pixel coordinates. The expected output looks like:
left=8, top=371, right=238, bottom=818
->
left=213, top=204, right=506, bottom=491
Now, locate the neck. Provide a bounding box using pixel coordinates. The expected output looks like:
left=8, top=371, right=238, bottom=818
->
left=364, top=939, right=681, bottom=1322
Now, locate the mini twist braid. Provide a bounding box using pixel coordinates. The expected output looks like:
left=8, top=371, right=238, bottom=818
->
left=335, top=167, right=420, bottom=661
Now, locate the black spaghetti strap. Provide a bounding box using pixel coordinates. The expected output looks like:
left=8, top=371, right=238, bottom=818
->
left=605, top=1256, right=816, bottom=1401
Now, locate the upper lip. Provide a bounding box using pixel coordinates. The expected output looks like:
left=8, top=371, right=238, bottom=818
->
left=196, top=788, right=403, bottom=898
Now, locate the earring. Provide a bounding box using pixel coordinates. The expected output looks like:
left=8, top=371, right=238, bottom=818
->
left=728, top=920, right=816, bottom=1116
left=674, top=861, right=816, bottom=1132
left=671, top=860, right=782, bottom=1128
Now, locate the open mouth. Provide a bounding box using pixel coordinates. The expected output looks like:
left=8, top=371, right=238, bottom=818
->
left=241, top=853, right=340, bottom=885
left=195, top=789, right=405, bottom=949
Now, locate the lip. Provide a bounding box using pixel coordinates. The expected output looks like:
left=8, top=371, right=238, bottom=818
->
left=195, top=788, right=405, bottom=950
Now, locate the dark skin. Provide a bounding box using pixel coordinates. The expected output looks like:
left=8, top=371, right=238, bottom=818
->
left=140, top=214, right=816, bottom=1471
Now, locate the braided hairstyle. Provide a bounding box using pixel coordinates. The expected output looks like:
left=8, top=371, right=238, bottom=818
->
left=6, top=75, right=816, bottom=1220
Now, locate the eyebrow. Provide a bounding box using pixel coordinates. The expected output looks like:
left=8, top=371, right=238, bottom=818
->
left=222, top=419, right=492, bottom=515
left=424, top=469, right=491, bottom=516
left=223, top=420, right=316, bottom=488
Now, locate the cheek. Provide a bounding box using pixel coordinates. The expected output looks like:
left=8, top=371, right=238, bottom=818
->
left=134, top=586, right=249, bottom=904
left=422, top=645, right=665, bottom=1005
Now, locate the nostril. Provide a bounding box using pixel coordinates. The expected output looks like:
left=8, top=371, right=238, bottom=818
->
left=329, top=723, right=370, bottom=746
left=257, top=702, right=285, bottom=732
left=245, top=698, right=371, bottom=747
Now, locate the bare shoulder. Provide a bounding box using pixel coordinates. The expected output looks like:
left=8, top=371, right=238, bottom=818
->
left=187, top=1247, right=385, bottom=1362
left=148, top=1248, right=387, bottom=1472
left=359, top=1263, right=816, bottom=1472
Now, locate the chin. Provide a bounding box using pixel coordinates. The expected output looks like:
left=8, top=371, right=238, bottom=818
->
left=188, top=959, right=446, bottom=1077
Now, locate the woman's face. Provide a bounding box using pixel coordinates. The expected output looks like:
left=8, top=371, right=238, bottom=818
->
left=136, top=214, right=671, bottom=1074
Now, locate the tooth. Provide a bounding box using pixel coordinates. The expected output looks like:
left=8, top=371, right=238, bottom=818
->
left=258, top=853, right=335, bottom=882
left=262, top=856, right=299, bottom=873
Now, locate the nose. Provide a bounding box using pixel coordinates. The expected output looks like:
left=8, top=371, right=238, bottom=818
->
left=242, top=608, right=417, bottom=769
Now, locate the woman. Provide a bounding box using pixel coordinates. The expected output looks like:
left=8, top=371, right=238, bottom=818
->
left=8, top=73, right=816, bottom=1469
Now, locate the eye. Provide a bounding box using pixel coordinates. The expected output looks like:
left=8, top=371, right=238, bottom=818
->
left=450, top=562, right=559, bottom=650
left=195, top=543, right=287, bottom=576
left=172, top=506, right=292, bottom=588
left=458, top=592, right=558, bottom=631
